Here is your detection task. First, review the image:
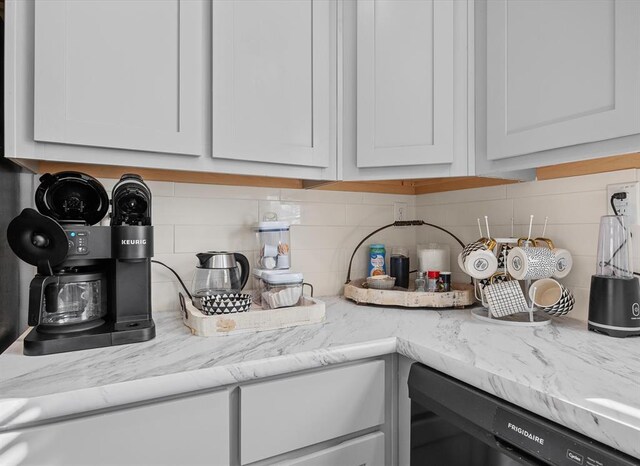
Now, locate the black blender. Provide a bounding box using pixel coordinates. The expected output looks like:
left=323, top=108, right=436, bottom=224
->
left=6, top=172, right=156, bottom=355
left=588, top=215, right=640, bottom=337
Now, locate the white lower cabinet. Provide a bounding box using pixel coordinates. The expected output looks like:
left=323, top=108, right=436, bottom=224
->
left=0, top=390, right=231, bottom=466
left=0, top=361, right=390, bottom=466
left=275, top=432, right=385, bottom=466
left=240, top=360, right=386, bottom=465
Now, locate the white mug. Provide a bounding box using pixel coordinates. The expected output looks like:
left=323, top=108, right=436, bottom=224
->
left=465, top=249, right=498, bottom=279
left=459, top=238, right=497, bottom=277
left=529, top=278, right=562, bottom=308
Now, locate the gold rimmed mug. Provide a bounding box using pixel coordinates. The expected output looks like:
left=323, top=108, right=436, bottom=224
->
left=534, top=237, right=573, bottom=279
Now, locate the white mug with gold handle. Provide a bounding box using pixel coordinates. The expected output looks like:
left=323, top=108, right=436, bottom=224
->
left=535, top=238, right=573, bottom=279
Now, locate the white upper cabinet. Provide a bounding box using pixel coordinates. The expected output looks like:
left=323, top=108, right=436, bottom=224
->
left=211, top=0, right=334, bottom=168
left=33, top=0, right=206, bottom=156
left=486, top=0, right=640, bottom=161
left=356, top=0, right=454, bottom=168
left=341, top=0, right=469, bottom=181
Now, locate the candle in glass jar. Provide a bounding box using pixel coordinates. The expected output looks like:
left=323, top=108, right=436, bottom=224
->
left=417, top=244, right=450, bottom=273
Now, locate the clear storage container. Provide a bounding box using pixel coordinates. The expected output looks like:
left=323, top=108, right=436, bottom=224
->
left=254, top=221, right=291, bottom=270
left=261, top=272, right=304, bottom=309
left=251, top=268, right=290, bottom=306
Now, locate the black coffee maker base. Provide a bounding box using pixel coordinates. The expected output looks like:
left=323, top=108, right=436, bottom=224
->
left=23, top=320, right=155, bottom=356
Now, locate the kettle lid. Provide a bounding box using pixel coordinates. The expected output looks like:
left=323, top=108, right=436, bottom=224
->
left=196, top=251, right=237, bottom=269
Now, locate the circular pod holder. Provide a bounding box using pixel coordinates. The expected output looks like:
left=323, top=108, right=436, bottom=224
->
left=35, top=172, right=109, bottom=225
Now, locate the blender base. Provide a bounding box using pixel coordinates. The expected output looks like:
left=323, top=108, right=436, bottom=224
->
left=588, top=275, right=640, bottom=338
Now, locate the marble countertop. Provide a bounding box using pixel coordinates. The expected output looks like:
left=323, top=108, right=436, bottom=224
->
left=0, top=297, right=639, bottom=459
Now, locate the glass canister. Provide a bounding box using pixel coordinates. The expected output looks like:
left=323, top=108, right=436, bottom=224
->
left=254, top=221, right=291, bottom=270
left=261, top=272, right=304, bottom=309
left=596, top=215, right=633, bottom=278
left=251, top=268, right=289, bottom=306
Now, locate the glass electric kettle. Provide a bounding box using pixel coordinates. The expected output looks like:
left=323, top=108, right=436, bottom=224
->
left=192, top=251, right=250, bottom=308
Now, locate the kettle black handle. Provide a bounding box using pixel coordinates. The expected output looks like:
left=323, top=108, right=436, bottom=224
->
left=234, top=253, right=250, bottom=291
left=28, top=274, right=59, bottom=326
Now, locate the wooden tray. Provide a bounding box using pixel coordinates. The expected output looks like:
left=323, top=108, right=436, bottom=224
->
left=180, top=295, right=326, bottom=336
left=343, top=279, right=476, bottom=308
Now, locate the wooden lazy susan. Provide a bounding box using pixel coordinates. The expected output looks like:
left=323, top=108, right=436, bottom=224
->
left=344, top=279, right=476, bottom=308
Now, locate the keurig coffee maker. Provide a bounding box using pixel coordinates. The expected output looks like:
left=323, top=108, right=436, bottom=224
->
left=588, top=215, right=640, bottom=338
left=6, top=172, right=156, bottom=355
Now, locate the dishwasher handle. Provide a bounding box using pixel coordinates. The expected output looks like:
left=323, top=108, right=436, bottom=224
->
left=493, top=437, right=546, bottom=466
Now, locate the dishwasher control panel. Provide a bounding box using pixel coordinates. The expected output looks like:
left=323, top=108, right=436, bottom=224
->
left=493, top=406, right=634, bottom=466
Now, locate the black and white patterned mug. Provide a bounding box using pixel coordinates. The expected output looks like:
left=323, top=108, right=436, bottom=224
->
left=529, top=278, right=574, bottom=316
left=535, top=237, right=573, bottom=279
left=507, top=246, right=557, bottom=280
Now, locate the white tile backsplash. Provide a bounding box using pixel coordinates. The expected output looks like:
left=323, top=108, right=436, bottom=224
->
left=260, top=200, right=347, bottom=226
left=280, top=188, right=365, bottom=205
left=153, top=197, right=258, bottom=225
left=512, top=190, right=606, bottom=225
left=153, top=225, right=175, bottom=254
left=415, top=184, right=508, bottom=206
left=174, top=225, right=255, bottom=253
left=345, top=203, right=395, bottom=226
left=109, top=168, right=627, bottom=322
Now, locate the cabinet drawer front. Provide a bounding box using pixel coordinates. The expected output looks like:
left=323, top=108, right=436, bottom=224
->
left=275, top=432, right=385, bottom=466
left=0, top=391, right=230, bottom=466
left=240, top=360, right=385, bottom=464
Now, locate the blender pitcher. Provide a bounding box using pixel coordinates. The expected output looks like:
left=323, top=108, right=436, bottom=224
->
left=596, top=215, right=633, bottom=278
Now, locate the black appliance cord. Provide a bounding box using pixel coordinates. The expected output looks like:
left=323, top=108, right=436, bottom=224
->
left=151, top=260, right=193, bottom=299
left=606, top=196, right=640, bottom=277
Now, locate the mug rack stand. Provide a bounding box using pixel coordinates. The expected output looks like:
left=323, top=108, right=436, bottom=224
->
left=471, top=237, right=569, bottom=326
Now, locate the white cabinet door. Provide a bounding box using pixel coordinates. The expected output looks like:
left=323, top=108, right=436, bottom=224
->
left=486, top=0, right=640, bottom=161
left=275, top=432, right=385, bottom=466
left=240, top=360, right=385, bottom=464
left=0, top=391, right=230, bottom=466
left=34, top=0, right=206, bottom=156
left=356, top=0, right=454, bottom=168
left=212, top=0, right=334, bottom=168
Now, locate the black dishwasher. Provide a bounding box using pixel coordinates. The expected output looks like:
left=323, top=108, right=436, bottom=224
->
left=408, top=363, right=640, bottom=466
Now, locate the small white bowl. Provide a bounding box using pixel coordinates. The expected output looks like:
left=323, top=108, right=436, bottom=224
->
left=365, top=275, right=396, bottom=290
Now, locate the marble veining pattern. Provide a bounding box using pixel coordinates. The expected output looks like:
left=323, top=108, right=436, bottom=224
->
left=0, top=297, right=638, bottom=459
